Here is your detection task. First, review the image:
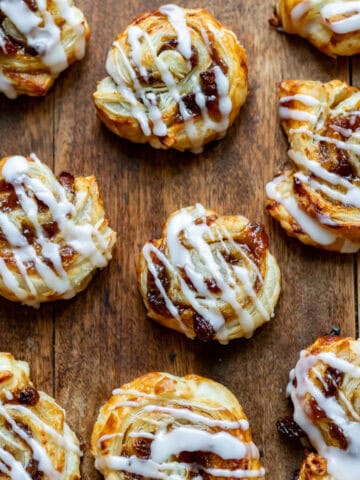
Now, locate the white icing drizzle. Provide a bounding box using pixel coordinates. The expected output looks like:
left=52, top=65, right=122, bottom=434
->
left=321, top=1, right=360, bottom=34
left=106, top=4, right=232, bottom=153
left=330, top=124, right=354, bottom=138
left=0, top=0, right=86, bottom=75
left=290, top=0, right=322, bottom=22
left=288, top=344, right=360, bottom=480
left=266, top=175, right=337, bottom=246
left=159, top=4, right=192, bottom=60
left=6, top=403, right=81, bottom=454
left=142, top=204, right=270, bottom=340
left=279, top=93, right=322, bottom=124
left=280, top=94, right=322, bottom=107
left=0, top=397, right=78, bottom=480
left=96, top=391, right=264, bottom=479
left=150, top=427, right=253, bottom=462
left=0, top=155, right=112, bottom=305
left=0, top=447, right=31, bottom=480
left=112, top=388, right=157, bottom=398
left=142, top=405, right=249, bottom=430
left=279, top=106, right=317, bottom=123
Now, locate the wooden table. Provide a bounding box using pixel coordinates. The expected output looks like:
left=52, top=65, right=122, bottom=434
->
left=0, top=1, right=357, bottom=479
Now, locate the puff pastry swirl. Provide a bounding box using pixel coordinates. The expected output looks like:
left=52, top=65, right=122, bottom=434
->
left=272, top=0, right=360, bottom=57
left=91, top=372, right=265, bottom=480
left=266, top=79, right=360, bottom=252
left=137, top=204, right=280, bottom=344
left=0, top=154, right=116, bottom=306
left=287, top=335, right=360, bottom=480
left=0, top=0, right=89, bottom=98
left=0, top=352, right=81, bottom=479
left=94, top=4, right=248, bottom=153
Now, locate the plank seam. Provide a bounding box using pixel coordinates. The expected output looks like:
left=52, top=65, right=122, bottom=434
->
left=52, top=90, right=56, bottom=398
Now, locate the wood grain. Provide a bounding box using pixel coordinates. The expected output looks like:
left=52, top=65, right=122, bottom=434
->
left=351, top=58, right=360, bottom=338
left=0, top=2, right=357, bottom=480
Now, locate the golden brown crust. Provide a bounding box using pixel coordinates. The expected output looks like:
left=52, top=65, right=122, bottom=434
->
left=91, top=372, right=265, bottom=480
left=298, top=453, right=332, bottom=480
left=0, top=0, right=89, bottom=98
left=0, top=155, right=116, bottom=305
left=94, top=5, right=248, bottom=152
left=0, top=352, right=81, bottom=480
left=266, top=79, right=360, bottom=252
left=273, top=0, right=360, bottom=57
left=137, top=205, right=280, bottom=344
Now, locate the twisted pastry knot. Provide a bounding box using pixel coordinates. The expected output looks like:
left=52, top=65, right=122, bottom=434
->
left=91, top=372, right=265, bottom=480
left=266, top=79, right=360, bottom=253
left=93, top=4, right=248, bottom=153
left=271, top=0, right=360, bottom=56
left=288, top=335, right=360, bottom=480
left=137, top=204, right=280, bottom=344
left=0, top=0, right=89, bottom=98
left=0, top=352, right=81, bottom=480
left=0, top=154, right=116, bottom=306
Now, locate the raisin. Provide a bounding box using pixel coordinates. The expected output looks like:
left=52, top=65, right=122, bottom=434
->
left=181, top=93, right=201, bottom=117
left=12, top=386, right=40, bottom=406
left=57, top=172, right=75, bottom=193
left=329, top=423, right=348, bottom=450
left=193, top=314, right=216, bottom=342
left=133, top=438, right=151, bottom=459
left=276, top=417, right=307, bottom=444
left=323, top=367, right=343, bottom=398
left=205, top=278, right=221, bottom=294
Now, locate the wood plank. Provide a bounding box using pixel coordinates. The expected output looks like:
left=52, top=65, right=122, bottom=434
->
left=0, top=95, right=54, bottom=392
left=52, top=1, right=355, bottom=479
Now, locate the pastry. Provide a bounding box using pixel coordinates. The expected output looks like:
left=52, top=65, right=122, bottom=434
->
left=91, top=372, right=265, bottom=480
left=287, top=334, right=360, bottom=480
left=271, top=0, right=360, bottom=57
left=0, top=0, right=90, bottom=98
left=266, top=79, right=360, bottom=252
left=93, top=4, right=248, bottom=153
left=298, top=453, right=331, bottom=479
left=0, top=153, right=116, bottom=306
left=0, top=352, right=81, bottom=479
left=137, top=204, right=280, bottom=344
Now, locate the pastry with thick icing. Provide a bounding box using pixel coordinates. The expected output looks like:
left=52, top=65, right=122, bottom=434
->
left=138, top=204, right=280, bottom=344
left=287, top=335, right=360, bottom=480
left=0, top=352, right=81, bottom=479
left=0, top=154, right=116, bottom=306
left=0, top=0, right=89, bottom=98
left=94, top=4, right=248, bottom=153
left=266, top=79, right=360, bottom=252
left=272, top=0, right=360, bottom=57
left=91, top=372, right=265, bottom=479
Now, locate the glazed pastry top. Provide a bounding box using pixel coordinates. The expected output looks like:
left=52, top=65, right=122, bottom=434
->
left=0, top=352, right=81, bottom=480
left=266, top=79, right=360, bottom=252
left=91, top=372, right=265, bottom=480
left=138, top=204, right=280, bottom=343
left=0, top=154, right=116, bottom=305
left=0, top=0, right=89, bottom=97
left=288, top=335, right=360, bottom=480
left=272, top=0, right=360, bottom=56
left=94, top=4, right=248, bottom=152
